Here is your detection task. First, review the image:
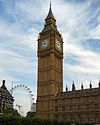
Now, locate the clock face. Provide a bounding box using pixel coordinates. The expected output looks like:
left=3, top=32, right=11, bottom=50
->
left=40, top=39, right=49, bottom=48
left=56, top=39, right=61, bottom=50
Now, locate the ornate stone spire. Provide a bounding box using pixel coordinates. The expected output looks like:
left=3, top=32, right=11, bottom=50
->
left=98, top=80, right=100, bottom=88
left=81, top=83, right=84, bottom=90
left=72, top=81, right=75, bottom=91
left=40, top=3, right=60, bottom=35
left=45, top=2, right=55, bottom=21
left=90, top=81, right=92, bottom=89
left=66, top=84, right=68, bottom=92
left=1, top=80, right=7, bottom=90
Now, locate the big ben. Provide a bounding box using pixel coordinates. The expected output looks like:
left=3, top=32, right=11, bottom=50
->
left=36, top=4, right=63, bottom=119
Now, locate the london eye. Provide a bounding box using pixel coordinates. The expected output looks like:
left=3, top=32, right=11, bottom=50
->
left=10, top=84, right=34, bottom=116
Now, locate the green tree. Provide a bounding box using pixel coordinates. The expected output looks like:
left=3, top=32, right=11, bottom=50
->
left=1, top=108, right=21, bottom=125
left=26, top=111, right=36, bottom=118
left=2, top=108, right=21, bottom=118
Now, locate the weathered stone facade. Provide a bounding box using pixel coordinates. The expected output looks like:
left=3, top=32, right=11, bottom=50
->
left=36, top=5, right=100, bottom=123
left=54, top=83, right=100, bottom=122
left=37, top=4, right=63, bottom=119
left=0, top=80, right=14, bottom=111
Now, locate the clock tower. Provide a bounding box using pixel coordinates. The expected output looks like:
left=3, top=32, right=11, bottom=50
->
left=36, top=4, right=63, bottom=119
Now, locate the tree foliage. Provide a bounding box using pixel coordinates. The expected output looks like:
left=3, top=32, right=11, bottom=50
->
left=1, top=117, right=97, bottom=125
left=2, top=108, right=21, bottom=118
left=26, top=111, right=36, bottom=118
left=0, top=109, right=98, bottom=125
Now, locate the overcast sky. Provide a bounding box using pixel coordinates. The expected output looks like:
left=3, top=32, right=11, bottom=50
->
left=0, top=0, right=100, bottom=115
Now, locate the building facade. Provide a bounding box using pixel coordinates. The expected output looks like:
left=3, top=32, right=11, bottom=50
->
left=37, top=4, right=63, bottom=119
left=0, top=80, right=14, bottom=112
left=54, top=82, right=100, bottom=123
left=36, top=5, right=100, bottom=123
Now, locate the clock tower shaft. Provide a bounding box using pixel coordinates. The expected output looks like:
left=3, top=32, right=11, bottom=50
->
left=36, top=5, right=63, bottom=119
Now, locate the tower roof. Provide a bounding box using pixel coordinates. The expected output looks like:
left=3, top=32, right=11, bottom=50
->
left=0, top=80, right=14, bottom=100
left=45, top=3, right=55, bottom=21
left=40, top=3, right=60, bottom=35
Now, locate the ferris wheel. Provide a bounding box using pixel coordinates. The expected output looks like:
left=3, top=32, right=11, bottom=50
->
left=10, top=84, right=35, bottom=115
